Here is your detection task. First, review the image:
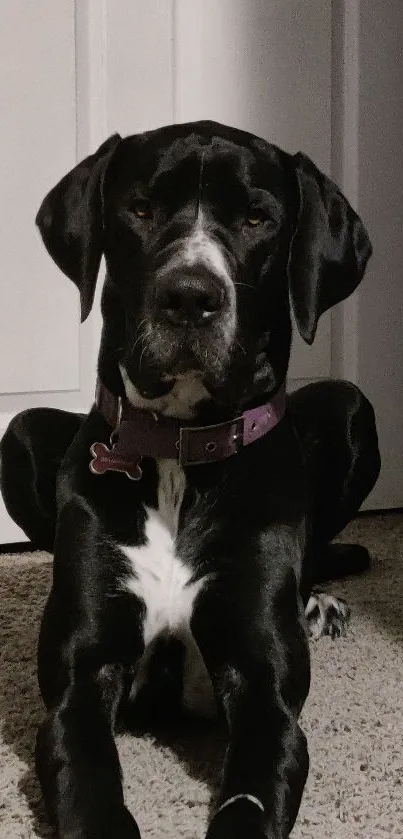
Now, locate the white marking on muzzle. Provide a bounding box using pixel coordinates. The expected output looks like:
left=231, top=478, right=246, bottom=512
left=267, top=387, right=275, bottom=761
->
left=171, top=213, right=237, bottom=347
left=183, top=209, right=232, bottom=284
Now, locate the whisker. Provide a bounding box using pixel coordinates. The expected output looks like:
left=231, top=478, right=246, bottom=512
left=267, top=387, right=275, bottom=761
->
left=139, top=344, right=147, bottom=370
left=128, top=318, right=148, bottom=355
left=235, top=339, right=247, bottom=357
left=130, top=332, right=146, bottom=354
left=137, top=324, right=153, bottom=371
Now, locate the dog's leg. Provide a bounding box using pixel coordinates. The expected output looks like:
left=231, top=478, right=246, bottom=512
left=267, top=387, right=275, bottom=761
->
left=36, top=667, right=140, bottom=839
left=0, top=407, right=84, bottom=549
left=290, top=380, right=380, bottom=583
left=36, top=499, right=142, bottom=839
left=192, top=564, right=310, bottom=839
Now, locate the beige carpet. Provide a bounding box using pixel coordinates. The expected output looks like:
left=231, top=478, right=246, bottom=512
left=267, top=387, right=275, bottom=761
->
left=0, top=514, right=402, bottom=839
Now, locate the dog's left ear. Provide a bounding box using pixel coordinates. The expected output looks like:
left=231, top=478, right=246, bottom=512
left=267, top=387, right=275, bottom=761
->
left=288, top=152, right=372, bottom=344
left=36, top=133, right=122, bottom=322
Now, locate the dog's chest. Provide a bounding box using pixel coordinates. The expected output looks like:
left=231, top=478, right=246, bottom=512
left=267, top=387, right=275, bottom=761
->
left=121, top=459, right=216, bottom=717
left=124, top=460, right=195, bottom=644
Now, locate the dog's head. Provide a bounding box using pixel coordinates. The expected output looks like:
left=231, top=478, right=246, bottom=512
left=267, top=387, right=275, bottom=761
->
left=36, top=122, right=371, bottom=417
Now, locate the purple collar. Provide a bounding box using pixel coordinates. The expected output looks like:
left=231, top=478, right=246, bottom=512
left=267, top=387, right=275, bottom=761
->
left=90, top=380, right=286, bottom=480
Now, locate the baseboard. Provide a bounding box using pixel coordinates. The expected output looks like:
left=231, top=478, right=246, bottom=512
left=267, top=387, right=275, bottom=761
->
left=0, top=540, right=37, bottom=554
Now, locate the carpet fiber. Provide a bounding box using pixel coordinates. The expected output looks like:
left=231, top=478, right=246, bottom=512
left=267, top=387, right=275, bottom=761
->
left=1, top=515, right=402, bottom=838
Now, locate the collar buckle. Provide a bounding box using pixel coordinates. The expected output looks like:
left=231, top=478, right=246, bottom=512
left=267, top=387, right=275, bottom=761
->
left=178, top=415, right=245, bottom=467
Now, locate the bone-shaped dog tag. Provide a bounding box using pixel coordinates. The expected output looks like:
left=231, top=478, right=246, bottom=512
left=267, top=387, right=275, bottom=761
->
left=89, top=442, right=143, bottom=481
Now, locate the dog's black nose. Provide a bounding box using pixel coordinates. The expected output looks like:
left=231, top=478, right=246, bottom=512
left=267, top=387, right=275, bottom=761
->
left=156, top=271, right=226, bottom=326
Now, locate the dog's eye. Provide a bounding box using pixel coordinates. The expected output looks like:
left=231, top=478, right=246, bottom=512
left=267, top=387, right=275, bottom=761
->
left=132, top=200, right=153, bottom=220
left=245, top=208, right=269, bottom=227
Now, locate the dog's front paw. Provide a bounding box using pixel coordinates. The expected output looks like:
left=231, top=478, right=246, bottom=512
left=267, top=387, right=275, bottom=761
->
left=305, top=591, right=350, bottom=640
left=118, top=807, right=142, bottom=839
left=205, top=797, right=267, bottom=839
left=84, top=806, right=141, bottom=839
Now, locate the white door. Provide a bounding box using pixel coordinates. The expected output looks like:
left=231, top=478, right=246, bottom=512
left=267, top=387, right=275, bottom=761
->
left=0, top=2, right=105, bottom=541
left=0, top=1, right=401, bottom=543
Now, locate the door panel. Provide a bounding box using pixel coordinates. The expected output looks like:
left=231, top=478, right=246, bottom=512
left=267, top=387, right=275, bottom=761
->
left=106, top=0, right=174, bottom=135
left=0, top=1, right=99, bottom=542
left=0, top=1, right=79, bottom=395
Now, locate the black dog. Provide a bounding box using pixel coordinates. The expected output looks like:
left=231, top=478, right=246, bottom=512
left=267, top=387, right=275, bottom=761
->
left=0, top=122, right=380, bottom=839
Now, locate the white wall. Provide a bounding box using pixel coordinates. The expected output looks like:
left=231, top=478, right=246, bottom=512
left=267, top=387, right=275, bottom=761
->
left=331, top=0, right=403, bottom=508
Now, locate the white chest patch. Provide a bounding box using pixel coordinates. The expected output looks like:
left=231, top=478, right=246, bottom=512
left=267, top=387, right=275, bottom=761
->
left=120, top=459, right=217, bottom=717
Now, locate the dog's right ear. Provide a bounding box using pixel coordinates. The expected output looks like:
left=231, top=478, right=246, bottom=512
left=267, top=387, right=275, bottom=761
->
left=288, top=152, right=372, bottom=344
left=36, top=133, right=122, bottom=322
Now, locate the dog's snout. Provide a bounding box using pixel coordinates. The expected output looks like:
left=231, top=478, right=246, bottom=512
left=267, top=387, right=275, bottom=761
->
left=156, top=271, right=226, bottom=326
